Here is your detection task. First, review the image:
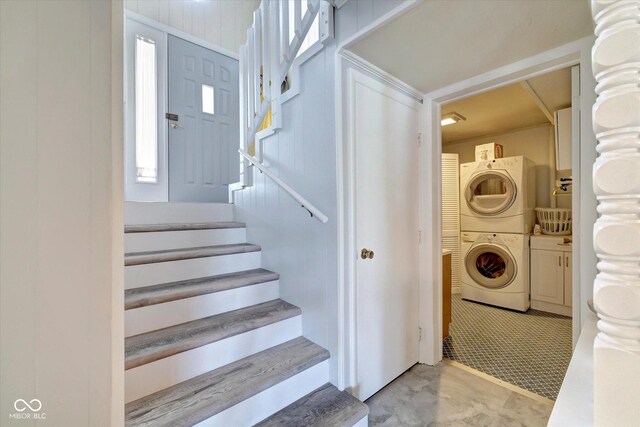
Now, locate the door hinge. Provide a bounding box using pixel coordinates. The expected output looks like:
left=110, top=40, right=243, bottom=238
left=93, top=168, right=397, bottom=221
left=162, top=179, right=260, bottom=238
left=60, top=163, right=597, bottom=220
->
left=418, top=230, right=422, bottom=244
left=418, top=326, right=423, bottom=342
left=417, top=132, right=422, bottom=147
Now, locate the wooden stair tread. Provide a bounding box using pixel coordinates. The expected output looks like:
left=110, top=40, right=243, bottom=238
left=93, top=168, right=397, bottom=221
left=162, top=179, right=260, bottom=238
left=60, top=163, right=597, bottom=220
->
left=255, top=383, right=369, bottom=427
left=125, top=268, right=280, bottom=310
left=124, top=243, right=260, bottom=266
left=125, top=299, right=300, bottom=370
left=125, top=221, right=245, bottom=233
left=125, top=337, right=329, bottom=427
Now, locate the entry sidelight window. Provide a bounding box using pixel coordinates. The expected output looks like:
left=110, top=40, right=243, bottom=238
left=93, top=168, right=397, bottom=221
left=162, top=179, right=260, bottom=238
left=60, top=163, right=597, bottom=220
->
left=135, top=35, right=158, bottom=183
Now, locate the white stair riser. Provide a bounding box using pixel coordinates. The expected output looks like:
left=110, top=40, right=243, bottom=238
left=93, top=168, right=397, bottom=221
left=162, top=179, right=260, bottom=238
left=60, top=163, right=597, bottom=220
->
left=125, top=316, right=302, bottom=403
left=125, top=201, right=234, bottom=225
left=125, top=252, right=262, bottom=289
left=195, top=360, right=330, bottom=427
left=125, top=228, right=246, bottom=253
left=353, top=416, right=369, bottom=427
left=125, top=281, right=280, bottom=337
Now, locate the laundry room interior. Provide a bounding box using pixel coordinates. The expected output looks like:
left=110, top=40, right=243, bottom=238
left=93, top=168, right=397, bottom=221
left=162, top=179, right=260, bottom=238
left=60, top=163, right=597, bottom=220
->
left=440, top=65, right=576, bottom=401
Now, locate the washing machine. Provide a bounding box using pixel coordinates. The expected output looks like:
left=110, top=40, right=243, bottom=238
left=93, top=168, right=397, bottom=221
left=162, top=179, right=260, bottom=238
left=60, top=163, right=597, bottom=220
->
left=460, top=231, right=530, bottom=311
left=460, top=156, right=535, bottom=233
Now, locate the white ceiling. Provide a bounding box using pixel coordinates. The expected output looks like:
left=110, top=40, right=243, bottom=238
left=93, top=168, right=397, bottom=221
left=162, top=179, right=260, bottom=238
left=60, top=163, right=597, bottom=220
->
left=347, top=0, right=593, bottom=94
left=441, top=67, right=572, bottom=143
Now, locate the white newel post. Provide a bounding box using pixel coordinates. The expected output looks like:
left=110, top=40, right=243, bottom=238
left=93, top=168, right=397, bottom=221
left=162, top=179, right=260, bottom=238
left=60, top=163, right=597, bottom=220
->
left=591, top=0, right=640, bottom=424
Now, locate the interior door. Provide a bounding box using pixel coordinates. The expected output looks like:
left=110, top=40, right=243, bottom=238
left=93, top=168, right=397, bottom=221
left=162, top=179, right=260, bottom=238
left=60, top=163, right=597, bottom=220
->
left=168, top=35, right=239, bottom=202
left=351, top=69, right=420, bottom=401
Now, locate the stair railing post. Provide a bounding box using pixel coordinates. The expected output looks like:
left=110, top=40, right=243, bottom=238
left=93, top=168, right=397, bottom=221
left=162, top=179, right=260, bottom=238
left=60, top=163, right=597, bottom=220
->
left=591, top=0, right=640, bottom=424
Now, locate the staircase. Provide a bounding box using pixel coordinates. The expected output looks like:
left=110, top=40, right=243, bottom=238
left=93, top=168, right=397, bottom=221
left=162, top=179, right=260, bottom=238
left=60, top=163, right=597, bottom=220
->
left=123, top=202, right=368, bottom=426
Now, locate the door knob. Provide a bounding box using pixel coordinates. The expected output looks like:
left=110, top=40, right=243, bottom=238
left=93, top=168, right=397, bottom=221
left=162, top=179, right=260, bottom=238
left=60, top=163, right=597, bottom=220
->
left=361, top=248, right=374, bottom=259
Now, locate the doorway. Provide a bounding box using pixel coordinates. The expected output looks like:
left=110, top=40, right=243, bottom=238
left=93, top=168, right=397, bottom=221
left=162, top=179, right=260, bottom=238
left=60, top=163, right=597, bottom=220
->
left=344, top=65, right=422, bottom=402
left=438, top=66, right=578, bottom=400
left=124, top=16, right=239, bottom=203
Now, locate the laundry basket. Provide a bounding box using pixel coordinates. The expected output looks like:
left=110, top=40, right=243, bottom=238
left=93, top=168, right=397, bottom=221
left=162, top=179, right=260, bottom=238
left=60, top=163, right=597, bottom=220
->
left=535, top=208, right=572, bottom=235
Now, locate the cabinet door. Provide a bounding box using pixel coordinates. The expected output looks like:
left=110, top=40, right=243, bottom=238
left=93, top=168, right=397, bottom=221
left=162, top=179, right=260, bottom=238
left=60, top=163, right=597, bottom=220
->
left=531, top=249, right=564, bottom=305
left=564, top=252, right=572, bottom=307
left=555, top=107, right=572, bottom=171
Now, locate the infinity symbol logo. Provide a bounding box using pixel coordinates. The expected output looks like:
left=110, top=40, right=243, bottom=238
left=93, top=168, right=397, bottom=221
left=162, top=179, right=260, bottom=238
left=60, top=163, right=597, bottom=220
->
left=14, top=399, right=42, bottom=412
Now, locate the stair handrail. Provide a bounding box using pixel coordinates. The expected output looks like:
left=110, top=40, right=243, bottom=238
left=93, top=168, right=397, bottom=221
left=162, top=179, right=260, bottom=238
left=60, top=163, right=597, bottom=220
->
left=239, top=0, right=322, bottom=186
left=239, top=148, right=329, bottom=223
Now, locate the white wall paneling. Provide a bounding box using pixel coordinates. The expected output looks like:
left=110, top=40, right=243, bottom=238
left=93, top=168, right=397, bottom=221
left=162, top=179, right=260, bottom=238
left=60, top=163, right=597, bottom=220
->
left=234, top=0, right=416, bottom=390
left=0, top=0, right=124, bottom=424
left=421, top=36, right=598, bottom=365
left=591, top=0, right=640, bottom=423
left=125, top=0, right=260, bottom=55
left=234, top=43, right=340, bottom=383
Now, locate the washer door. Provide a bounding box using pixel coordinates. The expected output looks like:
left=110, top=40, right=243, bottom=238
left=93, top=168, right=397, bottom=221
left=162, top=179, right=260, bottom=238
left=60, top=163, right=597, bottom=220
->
left=464, top=170, right=516, bottom=215
left=465, top=243, right=516, bottom=289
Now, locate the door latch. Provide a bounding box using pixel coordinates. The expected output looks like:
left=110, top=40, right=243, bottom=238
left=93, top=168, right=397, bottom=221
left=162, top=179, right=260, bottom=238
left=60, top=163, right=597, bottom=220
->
left=165, top=113, right=179, bottom=121
left=360, top=248, right=374, bottom=259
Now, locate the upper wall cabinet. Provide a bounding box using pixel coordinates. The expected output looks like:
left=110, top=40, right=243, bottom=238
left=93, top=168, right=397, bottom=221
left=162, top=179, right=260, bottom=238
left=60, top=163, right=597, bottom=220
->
left=555, top=107, right=572, bottom=171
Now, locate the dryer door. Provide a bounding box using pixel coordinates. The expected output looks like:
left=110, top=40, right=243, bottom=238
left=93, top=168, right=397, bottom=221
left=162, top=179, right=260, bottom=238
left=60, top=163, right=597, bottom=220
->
left=465, top=243, right=517, bottom=289
left=464, top=170, right=516, bottom=215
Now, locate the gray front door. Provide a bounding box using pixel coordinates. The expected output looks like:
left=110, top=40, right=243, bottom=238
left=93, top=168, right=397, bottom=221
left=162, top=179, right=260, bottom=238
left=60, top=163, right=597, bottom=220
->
left=168, top=35, right=239, bottom=202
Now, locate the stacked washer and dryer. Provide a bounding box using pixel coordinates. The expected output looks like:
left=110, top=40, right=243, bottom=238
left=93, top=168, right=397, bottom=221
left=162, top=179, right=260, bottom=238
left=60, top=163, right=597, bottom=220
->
left=459, top=156, right=535, bottom=311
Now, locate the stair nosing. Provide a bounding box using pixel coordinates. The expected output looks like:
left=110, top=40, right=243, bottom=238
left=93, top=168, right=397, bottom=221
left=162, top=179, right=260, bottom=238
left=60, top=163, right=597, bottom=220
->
left=255, top=382, right=369, bottom=427
left=125, top=268, right=280, bottom=310
left=124, top=243, right=261, bottom=266
left=125, top=221, right=246, bottom=233
left=125, top=299, right=301, bottom=370
left=125, top=337, right=330, bottom=427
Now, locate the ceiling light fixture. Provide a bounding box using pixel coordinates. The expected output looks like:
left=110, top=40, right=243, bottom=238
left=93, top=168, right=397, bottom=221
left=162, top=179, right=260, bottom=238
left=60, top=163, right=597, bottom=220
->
left=441, top=112, right=466, bottom=127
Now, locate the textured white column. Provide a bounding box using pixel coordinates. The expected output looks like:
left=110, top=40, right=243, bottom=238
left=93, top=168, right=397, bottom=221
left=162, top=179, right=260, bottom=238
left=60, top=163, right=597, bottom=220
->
left=591, top=0, right=640, bottom=424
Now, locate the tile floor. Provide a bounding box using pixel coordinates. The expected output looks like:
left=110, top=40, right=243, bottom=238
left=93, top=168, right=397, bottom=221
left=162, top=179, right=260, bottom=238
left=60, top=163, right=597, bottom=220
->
left=443, top=294, right=572, bottom=399
left=366, top=362, right=553, bottom=426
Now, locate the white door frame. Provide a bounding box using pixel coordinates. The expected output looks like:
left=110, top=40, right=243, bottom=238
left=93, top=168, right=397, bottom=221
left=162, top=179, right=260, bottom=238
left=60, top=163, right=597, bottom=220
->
left=124, top=11, right=239, bottom=202
left=420, top=36, right=598, bottom=365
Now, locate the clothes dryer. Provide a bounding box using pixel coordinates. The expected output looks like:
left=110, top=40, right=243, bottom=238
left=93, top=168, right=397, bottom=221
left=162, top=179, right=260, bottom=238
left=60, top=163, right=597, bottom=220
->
left=460, top=156, right=535, bottom=233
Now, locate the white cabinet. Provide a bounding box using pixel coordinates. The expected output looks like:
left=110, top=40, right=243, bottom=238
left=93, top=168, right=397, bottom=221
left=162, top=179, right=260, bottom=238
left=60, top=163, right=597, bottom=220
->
left=555, top=107, right=572, bottom=171
left=530, top=235, right=572, bottom=316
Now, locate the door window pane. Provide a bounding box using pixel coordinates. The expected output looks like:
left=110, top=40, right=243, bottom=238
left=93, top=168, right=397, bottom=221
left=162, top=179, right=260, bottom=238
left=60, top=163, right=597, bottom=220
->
left=475, top=252, right=506, bottom=279
left=202, top=84, right=215, bottom=114
left=473, top=177, right=507, bottom=195
left=135, top=35, right=158, bottom=183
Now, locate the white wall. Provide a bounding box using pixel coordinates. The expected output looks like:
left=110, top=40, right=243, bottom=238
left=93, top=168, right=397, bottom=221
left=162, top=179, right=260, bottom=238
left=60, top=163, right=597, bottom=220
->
left=443, top=124, right=566, bottom=209
left=0, top=1, right=123, bottom=425
left=125, top=0, right=260, bottom=53
left=233, top=0, right=405, bottom=386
